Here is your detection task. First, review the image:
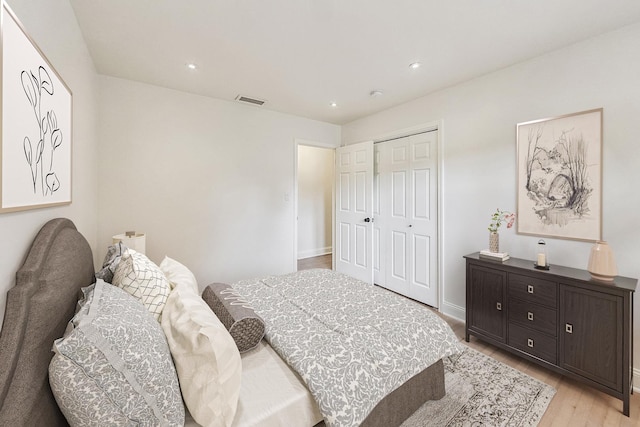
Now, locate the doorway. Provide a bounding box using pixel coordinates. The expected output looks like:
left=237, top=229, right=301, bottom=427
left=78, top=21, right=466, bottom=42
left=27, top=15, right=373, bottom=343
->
left=296, top=144, right=334, bottom=269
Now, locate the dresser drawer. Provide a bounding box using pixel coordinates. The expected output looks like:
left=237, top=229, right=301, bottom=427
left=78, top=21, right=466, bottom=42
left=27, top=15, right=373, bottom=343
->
left=508, top=298, right=557, bottom=336
left=508, top=323, right=557, bottom=364
left=508, top=273, right=557, bottom=307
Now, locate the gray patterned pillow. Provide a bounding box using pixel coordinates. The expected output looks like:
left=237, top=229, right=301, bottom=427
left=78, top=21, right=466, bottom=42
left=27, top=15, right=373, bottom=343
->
left=95, top=242, right=127, bottom=283
left=49, top=279, right=184, bottom=426
left=202, top=283, right=265, bottom=352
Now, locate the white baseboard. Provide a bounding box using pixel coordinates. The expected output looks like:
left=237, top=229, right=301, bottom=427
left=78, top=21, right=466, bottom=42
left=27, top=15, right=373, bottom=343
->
left=297, top=246, right=332, bottom=260
left=439, top=300, right=465, bottom=322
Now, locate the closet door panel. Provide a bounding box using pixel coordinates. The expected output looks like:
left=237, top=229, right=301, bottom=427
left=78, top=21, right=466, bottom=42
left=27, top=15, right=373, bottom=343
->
left=374, top=131, right=438, bottom=306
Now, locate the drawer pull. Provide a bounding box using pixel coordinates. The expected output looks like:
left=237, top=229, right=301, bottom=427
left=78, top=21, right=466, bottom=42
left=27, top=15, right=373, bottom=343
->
left=527, top=285, right=534, bottom=294
left=496, top=302, right=502, bottom=311
left=527, top=338, right=534, bottom=348
left=527, top=311, right=534, bottom=321
left=565, top=323, right=573, bottom=334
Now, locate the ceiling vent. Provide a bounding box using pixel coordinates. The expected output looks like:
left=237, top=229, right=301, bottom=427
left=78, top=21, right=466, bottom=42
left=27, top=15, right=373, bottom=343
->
left=235, top=95, right=266, bottom=106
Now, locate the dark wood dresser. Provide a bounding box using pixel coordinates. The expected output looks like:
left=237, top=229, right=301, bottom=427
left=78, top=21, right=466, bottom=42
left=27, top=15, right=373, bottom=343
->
left=464, top=252, right=637, bottom=416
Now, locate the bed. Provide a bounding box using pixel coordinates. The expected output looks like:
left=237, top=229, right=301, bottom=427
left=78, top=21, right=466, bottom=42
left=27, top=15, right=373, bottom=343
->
left=0, top=218, right=461, bottom=426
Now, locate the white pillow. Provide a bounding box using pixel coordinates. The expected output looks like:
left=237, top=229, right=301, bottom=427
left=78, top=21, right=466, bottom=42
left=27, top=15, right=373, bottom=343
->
left=112, top=249, right=170, bottom=321
left=161, top=283, right=242, bottom=427
left=159, top=255, right=199, bottom=293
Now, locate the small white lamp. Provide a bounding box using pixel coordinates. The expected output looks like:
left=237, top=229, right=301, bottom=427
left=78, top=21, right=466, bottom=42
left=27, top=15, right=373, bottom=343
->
left=112, top=231, right=146, bottom=254
left=587, top=241, right=617, bottom=282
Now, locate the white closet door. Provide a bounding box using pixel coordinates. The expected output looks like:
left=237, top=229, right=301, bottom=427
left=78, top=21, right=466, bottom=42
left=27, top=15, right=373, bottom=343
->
left=335, top=141, right=374, bottom=284
left=376, top=131, right=438, bottom=306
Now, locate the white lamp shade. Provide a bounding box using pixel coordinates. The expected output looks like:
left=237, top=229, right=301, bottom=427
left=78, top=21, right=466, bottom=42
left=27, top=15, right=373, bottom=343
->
left=587, top=241, right=617, bottom=282
left=113, top=232, right=146, bottom=254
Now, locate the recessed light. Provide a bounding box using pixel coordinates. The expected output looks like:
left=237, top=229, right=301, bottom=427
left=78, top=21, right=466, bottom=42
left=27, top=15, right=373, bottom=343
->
left=330, top=102, right=338, bottom=108
left=409, top=62, right=421, bottom=70
left=370, top=90, right=383, bottom=97
left=186, top=63, right=198, bottom=70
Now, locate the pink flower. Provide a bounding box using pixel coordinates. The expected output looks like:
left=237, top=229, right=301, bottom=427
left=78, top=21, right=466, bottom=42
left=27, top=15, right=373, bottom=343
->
left=488, top=209, right=516, bottom=233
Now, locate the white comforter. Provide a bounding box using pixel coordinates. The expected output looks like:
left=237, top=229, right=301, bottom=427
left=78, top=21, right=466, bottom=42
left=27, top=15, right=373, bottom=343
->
left=232, top=269, right=462, bottom=427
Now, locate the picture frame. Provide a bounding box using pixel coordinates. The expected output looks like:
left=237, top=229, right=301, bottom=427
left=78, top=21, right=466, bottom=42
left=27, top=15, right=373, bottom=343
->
left=516, top=108, right=602, bottom=242
left=1, top=1, right=72, bottom=213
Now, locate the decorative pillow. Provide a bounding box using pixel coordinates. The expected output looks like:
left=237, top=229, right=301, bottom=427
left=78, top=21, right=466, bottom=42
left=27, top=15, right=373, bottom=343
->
left=202, top=283, right=265, bottom=353
left=95, top=242, right=127, bottom=283
left=112, top=248, right=170, bottom=321
left=49, top=279, right=184, bottom=426
left=161, top=283, right=242, bottom=427
left=159, top=255, right=199, bottom=293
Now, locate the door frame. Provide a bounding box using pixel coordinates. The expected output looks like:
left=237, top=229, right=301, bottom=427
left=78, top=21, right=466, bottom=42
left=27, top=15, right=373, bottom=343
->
left=367, top=120, right=444, bottom=311
left=293, top=138, right=337, bottom=272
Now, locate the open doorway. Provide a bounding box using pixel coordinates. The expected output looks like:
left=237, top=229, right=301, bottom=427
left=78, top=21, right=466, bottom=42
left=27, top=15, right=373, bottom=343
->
left=296, top=145, right=334, bottom=271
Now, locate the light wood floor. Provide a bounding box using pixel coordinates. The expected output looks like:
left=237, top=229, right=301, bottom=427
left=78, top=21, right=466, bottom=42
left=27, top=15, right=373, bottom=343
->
left=297, top=254, right=332, bottom=270
left=298, top=255, right=640, bottom=426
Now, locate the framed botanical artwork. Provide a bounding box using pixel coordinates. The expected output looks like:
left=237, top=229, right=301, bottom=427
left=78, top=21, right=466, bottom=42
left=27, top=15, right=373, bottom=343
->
left=1, top=1, right=72, bottom=213
left=516, top=108, right=602, bottom=242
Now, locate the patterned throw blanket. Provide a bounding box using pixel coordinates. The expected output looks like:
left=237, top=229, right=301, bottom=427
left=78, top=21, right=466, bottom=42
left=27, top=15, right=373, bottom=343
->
left=232, top=269, right=462, bottom=427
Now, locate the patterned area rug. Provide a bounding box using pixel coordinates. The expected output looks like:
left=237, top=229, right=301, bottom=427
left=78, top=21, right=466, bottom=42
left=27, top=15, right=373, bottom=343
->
left=401, top=346, right=556, bottom=426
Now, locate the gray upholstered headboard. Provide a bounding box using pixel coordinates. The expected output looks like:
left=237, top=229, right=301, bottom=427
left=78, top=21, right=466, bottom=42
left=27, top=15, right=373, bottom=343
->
left=0, top=218, right=95, bottom=426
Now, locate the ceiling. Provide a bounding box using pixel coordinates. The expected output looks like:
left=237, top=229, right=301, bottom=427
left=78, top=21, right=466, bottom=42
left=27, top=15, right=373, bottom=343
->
left=69, top=0, right=640, bottom=125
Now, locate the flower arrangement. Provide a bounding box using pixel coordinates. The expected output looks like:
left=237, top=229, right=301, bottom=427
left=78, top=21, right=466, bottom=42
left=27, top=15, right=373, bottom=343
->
left=488, top=209, right=515, bottom=233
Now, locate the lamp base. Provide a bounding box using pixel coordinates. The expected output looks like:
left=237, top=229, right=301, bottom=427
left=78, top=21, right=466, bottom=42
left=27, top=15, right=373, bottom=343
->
left=589, top=272, right=615, bottom=282
left=534, top=263, right=550, bottom=270
left=587, top=241, right=617, bottom=283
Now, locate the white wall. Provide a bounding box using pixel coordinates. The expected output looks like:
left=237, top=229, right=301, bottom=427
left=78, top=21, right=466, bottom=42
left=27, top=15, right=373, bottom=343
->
left=342, top=23, right=640, bottom=367
left=297, top=145, right=333, bottom=259
left=97, top=76, right=340, bottom=287
left=3, top=0, right=638, bottom=373
left=0, top=0, right=99, bottom=329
